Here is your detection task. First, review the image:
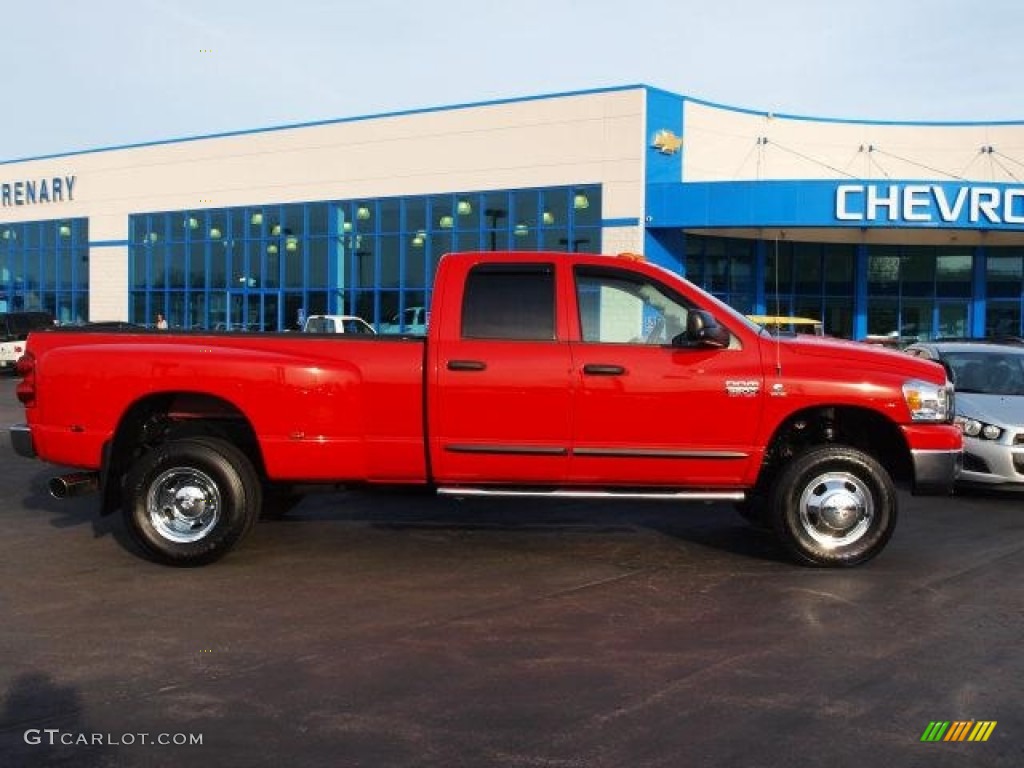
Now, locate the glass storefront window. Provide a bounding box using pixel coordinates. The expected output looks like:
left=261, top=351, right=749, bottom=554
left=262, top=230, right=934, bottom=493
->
left=380, top=235, right=399, bottom=288
left=405, top=198, right=427, bottom=233
left=936, top=252, right=972, bottom=298
left=902, top=247, right=935, bottom=297
left=168, top=242, right=186, bottom=289
left=455, top=194, right=478, bottom=230
left=540, top=189, right=567, bottom=232
left=308, top=238, right=328, bottom=287
left=540, top=228, right=569, bottom=252
left=986, top=300, right=1021, bottom=336
left=430, top=195, right=453, bottom=232
left=354, top=237, right=376, bottom=289
left=283, top=238, right=303, bottom=288
left=792, top=242, right=821, bottom=295
left=902, top=298, right=933, bottom=339
left=571, top=186, right=600, bottom=227
left=823, top=244, right=854, bottom=295
left=457, top=230, right=481, bottom=253
left=125, top=184, right=600, bottom=328
left=380, top=199, right=401, bottom=233
left=406, top=238, right=426, bottom=289
left=512, top=190, right=538, bottom=231
left=868, top=247, right=900, bottom=295
left=307, top=204, right=328, bottom=238
left=937, top=302, right=968, bottom=338
left=986, top=250, right=1023, bottom=298
left=868, top=297, right=899, bottom=337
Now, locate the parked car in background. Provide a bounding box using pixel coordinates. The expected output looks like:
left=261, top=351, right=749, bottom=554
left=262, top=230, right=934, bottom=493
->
left=0, top=310, right=55, bottom=372
left=747, top=315, right=824, bottom=337
left=378, top=306, right=428, bottom=335
left=905, top=341, right=1024, bottom=491
left=302, top=314, right=376, bottom=335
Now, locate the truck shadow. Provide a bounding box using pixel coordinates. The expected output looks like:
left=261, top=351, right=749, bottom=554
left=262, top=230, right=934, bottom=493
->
left=24, top=470, right=787, bottom=566
left=280, top=488, right=790, bottom=565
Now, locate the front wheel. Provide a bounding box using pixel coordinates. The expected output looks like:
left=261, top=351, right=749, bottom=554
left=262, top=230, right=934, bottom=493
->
left=769, top=445, right=897, bottom=567
left=123, top=437, right=262, bottom=566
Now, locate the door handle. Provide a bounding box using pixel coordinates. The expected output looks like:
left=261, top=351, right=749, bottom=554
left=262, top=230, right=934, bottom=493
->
left=583, top=364, right=626, bottom=376
left=447, top=359, right=487, bottom=371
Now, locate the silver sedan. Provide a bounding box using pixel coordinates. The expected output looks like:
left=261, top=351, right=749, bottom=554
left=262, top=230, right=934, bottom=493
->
left=905, top=341, right=1024, bottom=491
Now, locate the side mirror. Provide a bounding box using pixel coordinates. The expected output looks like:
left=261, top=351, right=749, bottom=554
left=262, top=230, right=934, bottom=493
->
left=677, top=310, right=730, bottom=349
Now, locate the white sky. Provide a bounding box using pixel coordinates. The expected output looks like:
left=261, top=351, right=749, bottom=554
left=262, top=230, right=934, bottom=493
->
left=3, top=0, right=1022, bottom=161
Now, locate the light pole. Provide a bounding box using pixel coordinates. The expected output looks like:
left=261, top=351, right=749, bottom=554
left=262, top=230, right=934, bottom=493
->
left=484, top=208, right=507, bottom=251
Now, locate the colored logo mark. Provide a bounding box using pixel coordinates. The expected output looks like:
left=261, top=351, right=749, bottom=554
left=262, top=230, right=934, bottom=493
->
left=920, top=721, right=997, bottom=742
left=650, top=129, right=683, bottom=155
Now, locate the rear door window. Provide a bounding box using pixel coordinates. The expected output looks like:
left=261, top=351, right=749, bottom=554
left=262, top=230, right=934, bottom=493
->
left=460, top=264, right=556, bottom=340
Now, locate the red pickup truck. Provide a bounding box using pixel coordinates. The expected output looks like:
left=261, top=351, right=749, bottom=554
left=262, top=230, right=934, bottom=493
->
left=10, top=251, right=961, bottom=567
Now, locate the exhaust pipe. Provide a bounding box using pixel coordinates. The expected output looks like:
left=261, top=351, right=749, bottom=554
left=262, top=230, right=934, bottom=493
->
left=49, top=472, right=100, bottom=499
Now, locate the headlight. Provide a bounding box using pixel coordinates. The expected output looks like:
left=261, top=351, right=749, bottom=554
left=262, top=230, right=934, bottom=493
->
left=903, top=379, right=953, bottom=422
left=982, top=424, right=1003, bottom=440
left=955, top=416, right=1003, bottom=440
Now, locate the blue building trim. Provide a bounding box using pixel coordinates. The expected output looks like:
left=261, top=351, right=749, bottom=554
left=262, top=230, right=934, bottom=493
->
left=645, top=90, right=684, bottom=185
left=601, top=217, right=641, bottom=227
left=644, top=228, right=685, bottom=274
left=89, top=239, right=129, bottom=247
left=971, top=247, right=987, bottom=336
left=854, top=245, right=869, bottom=339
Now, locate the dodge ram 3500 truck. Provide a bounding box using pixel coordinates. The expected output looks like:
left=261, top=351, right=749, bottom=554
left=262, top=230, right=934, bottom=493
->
left=10, top=251, right=961, bottom=567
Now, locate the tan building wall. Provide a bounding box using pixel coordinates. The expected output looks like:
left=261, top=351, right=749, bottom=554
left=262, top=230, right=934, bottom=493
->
left=1, top=89, right=648, bottom=320
left=683, top=100, right=1024, bottom=184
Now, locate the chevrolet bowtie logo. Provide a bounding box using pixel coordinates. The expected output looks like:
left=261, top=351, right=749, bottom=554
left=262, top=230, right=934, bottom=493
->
left=651, top=129, right=683, bottom=155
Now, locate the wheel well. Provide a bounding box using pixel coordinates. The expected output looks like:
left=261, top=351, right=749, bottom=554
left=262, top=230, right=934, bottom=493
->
left=100, top=392, right=263, bottom=515
left=755, top=406, right=911, bottom=492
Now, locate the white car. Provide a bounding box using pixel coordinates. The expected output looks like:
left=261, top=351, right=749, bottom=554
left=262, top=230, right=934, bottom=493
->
left=302, top=315, right=376, bottom=335
left=1, top=311, right=56, bottom=372
left=0, top=339, right=27, bottom=371
left=905, top=341, right=1024, bottom=490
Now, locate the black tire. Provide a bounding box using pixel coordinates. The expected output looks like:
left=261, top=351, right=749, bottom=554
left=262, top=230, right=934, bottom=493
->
left=123, top=436, right=262, bottom=566
left=768, top=445, right=897, bottom=567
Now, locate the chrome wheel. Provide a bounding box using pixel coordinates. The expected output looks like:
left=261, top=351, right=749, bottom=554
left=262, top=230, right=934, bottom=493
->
left=797, top=471, right=873, bottom=549
left=146, top=467, right=222, bottom=543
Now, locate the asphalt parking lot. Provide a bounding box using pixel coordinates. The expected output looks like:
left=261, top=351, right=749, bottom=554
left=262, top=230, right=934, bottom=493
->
left=0, top=376, right=1021, bottom=767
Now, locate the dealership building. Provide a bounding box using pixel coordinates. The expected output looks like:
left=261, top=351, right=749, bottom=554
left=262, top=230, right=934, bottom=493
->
left=2, top=84, right=1024, bottom=338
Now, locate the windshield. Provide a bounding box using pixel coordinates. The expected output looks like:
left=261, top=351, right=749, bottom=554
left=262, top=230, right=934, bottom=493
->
left=945, top=350, right=1024, bottom=396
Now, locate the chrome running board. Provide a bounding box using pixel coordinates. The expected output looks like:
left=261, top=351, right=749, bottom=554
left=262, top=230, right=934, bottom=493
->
left=437, top=487, right=745, bottom=502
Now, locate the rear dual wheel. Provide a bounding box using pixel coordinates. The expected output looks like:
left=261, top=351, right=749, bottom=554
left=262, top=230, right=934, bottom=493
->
left=123, top=436, right=261, bottom=566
